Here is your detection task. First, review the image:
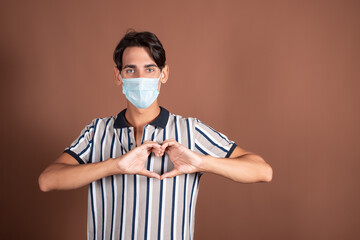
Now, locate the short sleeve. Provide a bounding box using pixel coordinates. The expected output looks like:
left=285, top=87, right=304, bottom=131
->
left=64, top=119, right=96, bottom=164
left=193, top=118, right=237, bottom=158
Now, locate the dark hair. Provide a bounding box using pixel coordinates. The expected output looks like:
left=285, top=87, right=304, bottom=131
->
left=113, top=30, right=166, bottom=70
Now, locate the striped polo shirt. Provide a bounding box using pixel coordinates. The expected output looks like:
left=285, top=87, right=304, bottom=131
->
left=64, top=107, right=237, bottom=240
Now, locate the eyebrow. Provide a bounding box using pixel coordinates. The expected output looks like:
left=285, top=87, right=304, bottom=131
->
left=144, top=64, right=158, bottom=68
left=123, top=64, right=158, bottom=69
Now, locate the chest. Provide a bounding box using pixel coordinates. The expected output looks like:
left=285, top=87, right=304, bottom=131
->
left=91, top=118, right=194, bottom=163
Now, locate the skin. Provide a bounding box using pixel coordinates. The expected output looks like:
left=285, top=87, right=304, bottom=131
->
left=38, top=46, right=273, bottom=192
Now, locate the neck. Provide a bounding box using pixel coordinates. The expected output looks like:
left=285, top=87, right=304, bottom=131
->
left=124, top=100, right=161, bottom=130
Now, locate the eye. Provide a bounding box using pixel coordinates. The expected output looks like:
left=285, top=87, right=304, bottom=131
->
left=126, top=69, right=135, bottom=74
left=146, top=68, right=155, bottom=73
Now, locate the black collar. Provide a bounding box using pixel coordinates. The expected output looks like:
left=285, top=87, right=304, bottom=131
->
left=114, top=106, right=170, bottom=129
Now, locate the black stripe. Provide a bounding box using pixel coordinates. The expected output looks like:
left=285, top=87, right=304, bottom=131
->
left=120, top=175, right=125, bottom=240
left=132, top=175, right=137, bottom=240
left=197, top=119, right=231, bottom=144
left=90, top=182, right=96, bottom=240
left=195, top=127, right=228, bottom=153
left=63, top=149, right=84, bottom=164
left=195, top=143, right=209, bottom=156
left=225, top=143, right=237, bottom=158
left=182, top=174, right=188, bottom=240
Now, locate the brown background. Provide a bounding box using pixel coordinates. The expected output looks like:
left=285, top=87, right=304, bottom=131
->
left=1, top=0, right=359, bottom=239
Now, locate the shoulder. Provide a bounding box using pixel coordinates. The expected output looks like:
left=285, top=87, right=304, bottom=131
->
left=85, top=115, right=117, bottom=130
left=167, top=111, right=199, bottom=127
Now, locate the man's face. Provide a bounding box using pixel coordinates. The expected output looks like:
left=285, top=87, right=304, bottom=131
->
left=114, top=46, right=169, bottom=92
left=120, top=46, right=162, bottom=79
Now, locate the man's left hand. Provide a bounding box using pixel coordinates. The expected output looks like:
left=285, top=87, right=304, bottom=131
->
left=159, top=139, right=205, bottom=179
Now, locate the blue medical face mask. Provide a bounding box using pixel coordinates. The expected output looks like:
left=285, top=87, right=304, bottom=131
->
left=120, top=71, right=162, bottom=109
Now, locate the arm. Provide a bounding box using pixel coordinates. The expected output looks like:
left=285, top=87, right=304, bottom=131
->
left=201, top=146, right=273, bottom=183
left=38, top=141, right=162, bottom=192
left=160, top=139, right=273, bottom=183
left=38, top=153, right=116, bottom=192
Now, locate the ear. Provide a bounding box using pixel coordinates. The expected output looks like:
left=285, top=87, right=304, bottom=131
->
left=113, top=67, right=122, bottom=86
left=160, top=64, right=169, bottom=84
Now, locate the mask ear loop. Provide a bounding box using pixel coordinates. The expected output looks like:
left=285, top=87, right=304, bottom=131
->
left=118, top=70, right=127, bottom=95
left=158, top=69, right=163, bottom=93
left=118, top=69, right=124, bottom=81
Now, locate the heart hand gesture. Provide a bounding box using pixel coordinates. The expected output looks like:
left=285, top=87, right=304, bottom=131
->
left=115, top=139, right=205, bottom=180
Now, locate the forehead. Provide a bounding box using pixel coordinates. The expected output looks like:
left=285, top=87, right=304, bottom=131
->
left=122, top=47, right=156, bottom=66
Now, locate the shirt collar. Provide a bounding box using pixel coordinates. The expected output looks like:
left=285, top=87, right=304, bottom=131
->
left=114, top=106, right=169, bottom=129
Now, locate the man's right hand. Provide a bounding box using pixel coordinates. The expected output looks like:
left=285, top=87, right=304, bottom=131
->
left=114, top=141, right=162, bottom=179
left=39, top=141, right=163, bottom=192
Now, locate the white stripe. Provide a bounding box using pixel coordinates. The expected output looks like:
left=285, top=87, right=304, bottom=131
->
left=78, top=146, right=90, bottom=159
left=147, top=127, right=157, bottom=239
left=92, top=182, right=98, bottom=240
left=102, top=120, right=112, bottom=161
left=183, top=118, right=193, bottom=239
left=174, top=176, right=178, bottom=239
left=189, top=175, right=199, bottom=239
left=121, top=140, right=127, bottom=240
left=134, top=174, right=139, bottom=240
left=197, top=119, right=231, bottom=144
left=183, top=175, right=188, bottom=239
left=102, top=122, right=111, bottom=240
left=147, top=165, right=153, bottom=240
left=102, top=177, right=108, bottom=240
left=173, top=116, right=181, bottom=240
left=111, top=130, right=118, bottom=240
left=160, top=157, right=168, bottom=240
left=121, top=175, right=128, bottom=239
left=134, top=126, right=147, bottom=240
left=160, top=124, right=169, bottom=240
left=196, top=124, right=231, bottom=151
left=194, top=139, right=218, bottom=157
left=112, top=175, right=117, bottom=240
left=121, top=175, right=127, bottom=240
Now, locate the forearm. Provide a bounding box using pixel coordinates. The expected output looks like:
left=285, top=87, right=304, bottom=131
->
left=39, top=158, right=118, bottom=192
left=201, top=154, right=273, bottom=183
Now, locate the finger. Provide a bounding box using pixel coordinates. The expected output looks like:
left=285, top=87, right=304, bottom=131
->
left=142, top=142, right=162, bottom=153
left=159, top=149, right=165, bottom=156
left=139, top=169, right=161, bottom=180
left=161, top=138, right=176, bottom=144
left=150, top=146, right=162, bottom=157
left=143, top=142, right=161, bottom=149
left=160, top=140, right=177, bottom=151
left=160, top=169, right=181, bottom=180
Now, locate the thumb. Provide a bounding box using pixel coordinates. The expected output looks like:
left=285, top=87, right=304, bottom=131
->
left=138, top=168, right=161, bottom=180
left=160, top=169, right=181, bottom=180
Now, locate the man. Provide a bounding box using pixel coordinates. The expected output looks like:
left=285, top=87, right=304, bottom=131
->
left=39, top=31, right=273, bottom=240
